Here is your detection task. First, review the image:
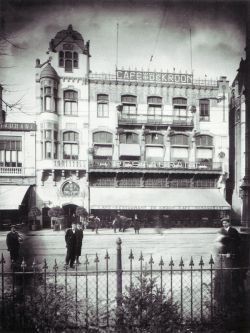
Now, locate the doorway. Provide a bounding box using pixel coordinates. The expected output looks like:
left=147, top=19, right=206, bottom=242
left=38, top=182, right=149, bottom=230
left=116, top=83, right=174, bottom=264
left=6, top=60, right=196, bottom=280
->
left=63, top=204, right=78, bottom=228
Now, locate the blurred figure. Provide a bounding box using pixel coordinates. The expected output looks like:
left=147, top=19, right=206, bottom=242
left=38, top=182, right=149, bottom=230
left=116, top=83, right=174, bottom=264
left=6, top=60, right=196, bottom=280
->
left=65, top=223, right=77, bottom=268
left=6, top=225, right=23, bottom=263
left=75, top=222, right=83, bottom=265
left=94, top=215, right=100, bottom=234
left=133, top=214, right=140, bottom=234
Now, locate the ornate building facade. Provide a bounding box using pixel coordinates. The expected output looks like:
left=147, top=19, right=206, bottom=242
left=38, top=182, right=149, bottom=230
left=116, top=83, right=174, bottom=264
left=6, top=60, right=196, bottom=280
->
left=35, top=25, right=230, bottom=227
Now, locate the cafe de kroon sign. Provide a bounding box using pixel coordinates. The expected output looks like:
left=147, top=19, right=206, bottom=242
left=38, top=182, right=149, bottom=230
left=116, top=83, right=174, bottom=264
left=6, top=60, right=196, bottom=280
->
left=116, top=69, right=193, bottom=84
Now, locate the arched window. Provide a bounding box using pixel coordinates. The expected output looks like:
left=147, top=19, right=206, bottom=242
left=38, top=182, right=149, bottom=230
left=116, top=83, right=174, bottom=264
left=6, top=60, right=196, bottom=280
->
left=97, top=94, right=109, bottom=118
left=145, top=133, right=163, bottom=145
left=62, top=181, right=80, bottom=197
left=195, top=135, right=213, bottom=146
left=119, top=132, right=138, bottom=144
left=93, top=131, right=113, bottom=143
left=63, top=131, right=79, bottom=160
left=170, top=134, right=189, bottom=146
left=64, top=90, right=78, bottom=116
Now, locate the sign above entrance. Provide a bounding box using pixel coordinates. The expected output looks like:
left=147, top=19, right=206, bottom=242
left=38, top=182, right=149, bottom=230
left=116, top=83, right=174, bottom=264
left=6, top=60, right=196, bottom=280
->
left=116, top=69, right=193, bottom=85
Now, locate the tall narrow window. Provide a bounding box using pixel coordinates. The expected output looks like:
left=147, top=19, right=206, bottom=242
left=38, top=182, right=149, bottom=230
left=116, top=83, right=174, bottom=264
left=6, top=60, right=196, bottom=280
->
left=97, top=94, right=109, bottom=117
left=121, top=95, right=137, bottom=119
left=147, top=96, right=162, bottom=121
left=64, top=90, right=78, bottom=116
left=199, top=99, right=210, bottom=121
left=63, top=131, right=79, bottom=160
left=41, top=86, right=57, bottom=113
left=173, top=97, right=187, bottom=118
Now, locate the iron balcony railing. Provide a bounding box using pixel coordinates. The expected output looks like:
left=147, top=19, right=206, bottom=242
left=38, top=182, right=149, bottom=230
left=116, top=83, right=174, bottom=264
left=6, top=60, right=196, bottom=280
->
left=118, top=114, right=194, bottom=126
left=89, top=159, right=222, bottom=171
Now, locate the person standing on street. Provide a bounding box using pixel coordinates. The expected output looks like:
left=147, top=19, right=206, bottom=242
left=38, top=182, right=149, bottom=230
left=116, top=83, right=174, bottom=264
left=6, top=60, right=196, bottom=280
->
left=75, top=222, right=83, bottom=265
left=65, top=223, right=77, bottom=268
left=94, top=215, right=100, bottom=234
left=133, top=214, right=140, bottom=234
left=6, top=225, right=23, bottom=263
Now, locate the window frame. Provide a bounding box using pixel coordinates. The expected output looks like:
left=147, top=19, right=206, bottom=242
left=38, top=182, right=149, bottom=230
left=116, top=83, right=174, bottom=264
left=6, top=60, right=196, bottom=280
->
left=64, top=90, right=78, bottom=116
left=199, top=99, right=210, bottom=121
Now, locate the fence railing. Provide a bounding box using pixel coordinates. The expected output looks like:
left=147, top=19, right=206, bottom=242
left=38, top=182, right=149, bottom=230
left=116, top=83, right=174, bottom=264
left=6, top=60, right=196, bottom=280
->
left=0, top=239, right=248, bottom=331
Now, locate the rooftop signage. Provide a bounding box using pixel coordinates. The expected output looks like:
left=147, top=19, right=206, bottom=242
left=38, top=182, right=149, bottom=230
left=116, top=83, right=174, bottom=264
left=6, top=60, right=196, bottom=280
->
left=0, top=122, right=36, bottom=131
left=116, top=69, right=193, bottom=84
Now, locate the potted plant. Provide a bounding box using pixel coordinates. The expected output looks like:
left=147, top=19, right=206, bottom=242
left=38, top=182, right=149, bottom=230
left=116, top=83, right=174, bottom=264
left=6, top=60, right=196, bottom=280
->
left=48, top=206, right=64, bottom=230
left=29, top=207, right=42, bottom=231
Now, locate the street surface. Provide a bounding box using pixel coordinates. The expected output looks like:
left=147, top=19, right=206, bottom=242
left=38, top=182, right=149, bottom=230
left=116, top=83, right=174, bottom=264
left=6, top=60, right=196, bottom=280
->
left=0, top=227, right=221, bottom=271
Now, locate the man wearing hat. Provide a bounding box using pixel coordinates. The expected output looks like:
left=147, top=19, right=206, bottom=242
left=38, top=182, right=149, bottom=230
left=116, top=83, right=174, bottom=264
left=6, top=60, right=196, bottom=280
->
left=6, top=225, right=23, bottom=263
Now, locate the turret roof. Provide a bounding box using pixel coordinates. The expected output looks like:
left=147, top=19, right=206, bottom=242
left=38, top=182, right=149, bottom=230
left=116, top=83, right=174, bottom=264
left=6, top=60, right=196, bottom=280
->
left=40, top=63, right=59, bottom=81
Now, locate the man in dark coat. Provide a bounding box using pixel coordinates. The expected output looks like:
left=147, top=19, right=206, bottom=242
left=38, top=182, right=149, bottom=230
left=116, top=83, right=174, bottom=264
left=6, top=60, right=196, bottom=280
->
left=6, top=225, right=23, bottom=263
left=75, top=222, right=83, bottom=265
left=220, top=219, right=241, bottom=261
left=65, top=223, right=77, bottom=268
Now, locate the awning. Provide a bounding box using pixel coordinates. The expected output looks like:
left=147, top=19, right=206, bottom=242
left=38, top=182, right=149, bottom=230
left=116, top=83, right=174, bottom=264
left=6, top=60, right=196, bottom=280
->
left=0, top=186, right=30, bottom=210
left=119, top=144, right=141, bottom=157
left=90, top=188, right=230, bottom=210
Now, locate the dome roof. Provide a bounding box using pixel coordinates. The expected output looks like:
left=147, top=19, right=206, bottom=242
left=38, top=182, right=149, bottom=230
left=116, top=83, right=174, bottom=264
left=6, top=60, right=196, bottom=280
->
left=40, top=63, right=59, bottom=81
left=49, top=25, right=85, bottom=52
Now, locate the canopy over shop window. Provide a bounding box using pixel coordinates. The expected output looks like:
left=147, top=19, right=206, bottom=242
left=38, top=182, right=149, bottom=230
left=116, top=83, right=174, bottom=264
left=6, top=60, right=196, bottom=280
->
left=90, top=188, right=230, bottom=210
left=0, top=186, right=30, bottom=210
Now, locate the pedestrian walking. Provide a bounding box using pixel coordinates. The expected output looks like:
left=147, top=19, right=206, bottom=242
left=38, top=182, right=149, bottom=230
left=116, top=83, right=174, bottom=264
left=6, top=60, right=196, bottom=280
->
left=6, top=225, right=23, bottom=263
left=133, top=214, right=140, bottom=234
left=94, top=215, right=100, bottom=234
left=65, top=223, right=77, bottom=268
left=76, top=222, right=83, bottom=265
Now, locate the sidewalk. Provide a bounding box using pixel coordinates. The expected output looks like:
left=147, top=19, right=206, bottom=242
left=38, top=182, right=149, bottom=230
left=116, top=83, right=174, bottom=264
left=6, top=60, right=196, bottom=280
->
left=25, top=227, right=220, bottom=237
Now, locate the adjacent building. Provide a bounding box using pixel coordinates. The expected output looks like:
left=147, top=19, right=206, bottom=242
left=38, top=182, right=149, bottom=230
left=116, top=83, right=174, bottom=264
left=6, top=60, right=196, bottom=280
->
left=0, top=86, right=36, bottom=227
left=34, top=25, right=230, bottom=228
left=228, top=59, right=246, bottom=223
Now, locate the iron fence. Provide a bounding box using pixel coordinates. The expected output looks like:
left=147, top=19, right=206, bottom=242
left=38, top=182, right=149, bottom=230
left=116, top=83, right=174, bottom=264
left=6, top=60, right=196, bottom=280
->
left=0, top=238, right=249, bottom=331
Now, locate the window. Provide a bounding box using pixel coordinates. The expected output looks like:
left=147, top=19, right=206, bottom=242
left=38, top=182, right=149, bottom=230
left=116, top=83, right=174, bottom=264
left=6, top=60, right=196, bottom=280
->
left=64, top=90, right=78, bottom=116
left=62, top=181, right=80, bottom=196
left=41, top=129, right=58, bottom=159
left=195, top=135, right=213, bottom=146
left=41, top=86, right=57, bottom=113
left=63, top=131, right=79, bottom=160
left=145, top=133, right=163, bottom=145
left=59, top=50, right=79, bottom=72
left=97, top=94, right=109, bottom=117
left=170, top=134, right=189, bottom=146
left=199, top=99, right=210, bottom=121
left=0, top=136, right=22, bottom=167
left=147, top=96, right=162, bottom=120
left=93, top=131, right=113, bottom=143
left=121, top=95, right=137, bottom=118
left=173, top=97, right=187, bottom=117
left=119, top=132, right=138, bottom=144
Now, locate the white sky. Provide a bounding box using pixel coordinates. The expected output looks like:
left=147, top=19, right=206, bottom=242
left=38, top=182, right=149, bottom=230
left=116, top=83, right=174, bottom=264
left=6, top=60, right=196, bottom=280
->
left=0, top=0, right=246, bottom=122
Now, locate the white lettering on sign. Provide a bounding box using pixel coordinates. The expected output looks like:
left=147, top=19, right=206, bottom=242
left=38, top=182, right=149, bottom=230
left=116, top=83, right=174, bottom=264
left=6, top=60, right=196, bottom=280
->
left=0, top=122, right=36, bottom=131
left=116, top=70, right=193, bottom=85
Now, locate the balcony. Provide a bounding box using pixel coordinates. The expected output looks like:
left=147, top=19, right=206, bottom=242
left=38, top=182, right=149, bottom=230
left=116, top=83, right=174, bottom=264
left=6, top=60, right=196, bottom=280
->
left=39, top=159, right=87, bottom=170
left=118, top=114, right=193, bottom=127
left=89, top=159, right=222, bottom=173
left=0, top=167, right=35, bottom=177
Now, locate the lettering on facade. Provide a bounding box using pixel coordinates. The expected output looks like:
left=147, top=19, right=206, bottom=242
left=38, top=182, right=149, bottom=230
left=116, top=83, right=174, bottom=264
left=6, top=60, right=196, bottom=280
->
left=91, top=205, right=229, bottom=210
left=116, top=70, right=193, bottom=85
left=0, top=123, right=36, bottom=131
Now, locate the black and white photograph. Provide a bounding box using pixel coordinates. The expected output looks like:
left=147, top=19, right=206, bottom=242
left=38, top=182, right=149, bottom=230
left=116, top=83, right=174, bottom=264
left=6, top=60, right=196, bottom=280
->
left=0, top=0, right=249, bottom=331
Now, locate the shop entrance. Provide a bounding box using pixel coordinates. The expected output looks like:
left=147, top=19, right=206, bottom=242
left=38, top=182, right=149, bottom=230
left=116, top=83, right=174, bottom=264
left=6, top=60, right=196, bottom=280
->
left=63, top=204, right=78, bottom=228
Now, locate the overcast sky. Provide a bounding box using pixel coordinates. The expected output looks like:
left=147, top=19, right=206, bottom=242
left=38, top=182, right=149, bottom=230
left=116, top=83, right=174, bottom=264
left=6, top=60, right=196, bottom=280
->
left=0, top=0, right=246, bottom=122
